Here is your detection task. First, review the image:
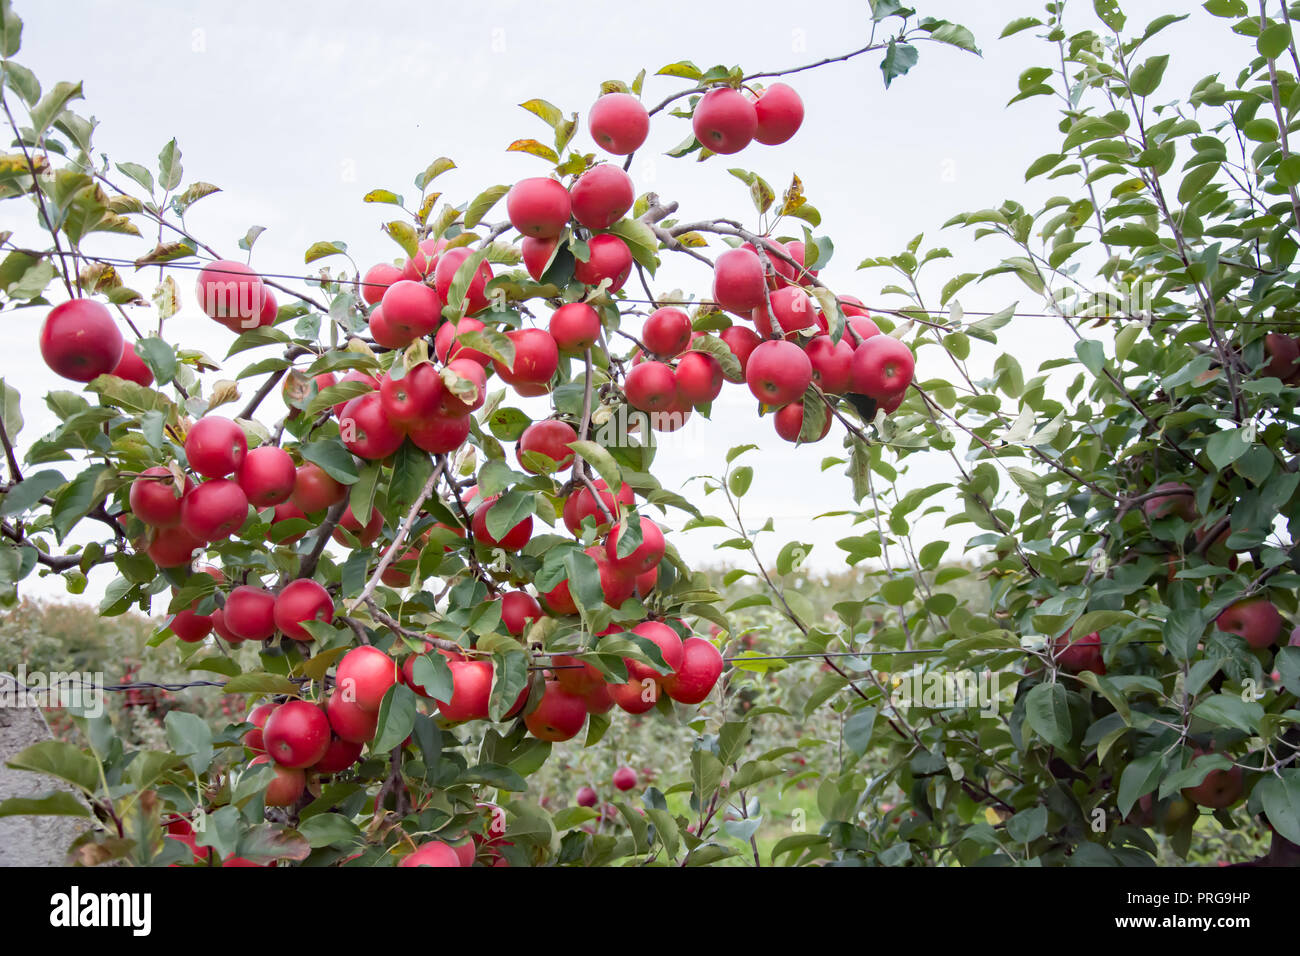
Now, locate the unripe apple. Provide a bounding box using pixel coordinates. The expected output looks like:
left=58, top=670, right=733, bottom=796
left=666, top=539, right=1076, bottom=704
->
left=605, top=515, right=666, bottom=575
left=185, top=416, right=247, bottom=478
left=663, top=637, right=723, bottom=704
left=400, top=841, right=462, bottom=867
left=570, top=164, right=635, bottom=229
left=224, top=585, right=277, bottom=641
left=850, top=335, right=914, bottom=399
left=746, top=340, right=812, bottom=407
left=518, top=419, right=578, bottom=473
left=180, top=479, right=249, bottom=541
left=712, top=247, right=767, bottom=315
left=39, top=299, right=124, bottom=382
left=522, top=236, right=560, bottom=281
left=291, top=463, right=347, bottom=514
left=434, top=247, right=494, bottom=316
left=472, top=495, right=534, bottom=551
left=612, top=766, right=638, bottom=791
left=335, top=645, right=399, bottom=712
left=692, top=87, right=757, bottom=154
left=236, top=445, right=296, bottom=507
left=361, top=262, right=403, bottom=305
left=507, top=177, right=572, bottom=238
left=263, top=699, right=331, bottom=769
left=494, top=328, right=559, bottom=388
left=774, top=401, right=831, bottom=443
left=576, top=785, right=598, bottom=807
left=129, top=467, right=193, bottom=527
left=588, top=92, right=650, bottom=155
left=751, top=83, right=804, bottom=145
left=675, top=350, right=723, bottom=406
left=572, top=233, right=633, bottom=292
left=249, top=754, right=307, bottom=807
left=109, top=341, right=154, bottom=387
left=501, top=590, right=543, bottom=636
left=1216, top=597, right=1283, bottom=649
left=805, top=335, right=854, bottom=395
left=274, top=578, right=334, bottom=641
left=339, top=392, right=405, bottom=460
left=524, top=680, right=588, bottom=741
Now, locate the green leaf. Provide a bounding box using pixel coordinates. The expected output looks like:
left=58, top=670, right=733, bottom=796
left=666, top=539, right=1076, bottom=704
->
left=164, top=710, right=213, bottom=775
left=880, top=40, right=919, bottom=88
left=1117, top=751, right=1163, bottom=817
left=1024, top=682, right=1072, bottom=749
left=1129, top=54, right=1169, bottom=97
left=464, top=185, right=509, bottom=230
left=1257, top=771, right=1300, bottom=846
left=157, top=138, right=183, bottom=192
left=729, top=465, right=753, bottom=497
left=0, top=469, right=64, bottom=516
left=299, top=440, right=360, bottom=484
left=373, top=683, right=419, bottom=753
left=844, top=706, right=877, bottom=756
left=5, top=740, right=99, bottom=793
left=1206, top=427, right=1250, bottom=470
left=0, top=790, right=89, bottom=818
left=1258, top=23, right=1292, bottom=60
left=1093, top=0, right=1126, bottom=31
left=304, top=240, right=348, bottom=264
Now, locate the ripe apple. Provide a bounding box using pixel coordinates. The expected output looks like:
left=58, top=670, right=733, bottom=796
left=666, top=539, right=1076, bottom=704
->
left=746, top=340, right=812, bottom=407
left=330, top=370, right=381, bottom=418
left=549, top=302, right=602, bottom=352
left=236, top=445, right=296, bottom=507
left=224, top=585, right=277, bottom=641
left=249, top=754, right=306, bottom=807
left=570, top=164, right=635, bottom=229
left=805, top=335, right=854, bottom=394
left=339, top=392, right=406, bottom=460
left=109, top=341, right=153, bottom=387
left=674, top=350, right=723, bottom=406
left=522, top=235, right=560, bottom=281
left=712, top=247, right=767, bottom=315
left=196, top=260, right=266, bottom=329
left=335, top=645, right=399, bottom=712
left=435, top=316, right=489, bottom=365
left=129, top=467, right=193, bottom=527
left=605, top=515, right=666, bottom=575
left=612, top=766, right=638, bottom=791
left=400, top=841, right=462, bottom=867
left=553, top=651, right=607, bottom=696
left=625, top=360, right=679, bottom=413
left=626, top=620, right=684, bottom=689
left=692, top=87, right=757, bottom=154
left=1181, top=750, right=1244, bottom=809
left=378, top=362, right=444, bottom=430
left=586, top=544, right=637, bottom=609
left=185, top=416, right=247, bottom=478
left=408, top=409, right=472, bottom=454
left=268, top=501, right=308, bottom=542
left=243, top=701, right=279, bottom=752
left=563, top=478, right=634, bottom=534
left=472, top=495, right=534, bottom=551
left=402, top=238, right=447, bottom=282
left=361, top=262, right=403, bottom=305
left=310, top=735, right=364, bottom=774
left=583, top=681, right=614, bottom=715
left=719, top=325, right=762, bottom=382
left=751, top=83, right=804, bottom=145
left=784, top=241, right=819, bottom=286
left=368, top=305, right=412, bottom=349
left=1217, top=597, right=1283, bottom=649
left=635, top=565, right=658, bottom=597
left=753, top=285, right=815, bottom=338
left=1050, top=629, right=1105, bottom=674
left=742, top=240, right=796, bottom=286
left=494, top=327, right=559, bottom=389
left=180, top=479, right=249, bottom=541
left=262, top=699, right=331, bottom=768
left=524, top=680, right=587, bottom=741
left=439, top=358, right=488, bottom=415
left=518, top=420, right=578, bottom=474
left=611, top=676, right=658, bottom=714
left=39, top=299, right=124, bottom=382
left=541, top=577, right=580, bottom=616
left=292, top=463, right=347, bottom=513
left=774, top=401, right=831, bottom=443
left=501, top=590, right=543, bottom=636
left=642, top=307, right=692, bottom=357
left=437, top=659, right=494, bottom=722
left=145, top=524, right=203, bottom=568
left=663, top=637, right=723, bottom=704
left=576, top=785, right=598, bottom=807
left=434, top=247, right=494, bottom=316
left=572, top=233, right=633, bottom=292
left=274, top=579, right=334, bottom=641
left=170, top=607, right=214, bottom=643
left=850, top=336, right=915, bottom=399
left=1142, top=481, right=1197, bottom=521
left=1264, top=332, right=1300, bottom=380
left=588, top=92, right=650, bottom=154
left=507, top=177, right=572, bottom=238
left=210, top=608, right=241, bottom=643
left=326, top=690, right=379, bottom=743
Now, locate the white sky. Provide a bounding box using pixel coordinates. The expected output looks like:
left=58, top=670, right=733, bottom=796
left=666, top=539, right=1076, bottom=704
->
left=1, top=1, right=1248, bottom=603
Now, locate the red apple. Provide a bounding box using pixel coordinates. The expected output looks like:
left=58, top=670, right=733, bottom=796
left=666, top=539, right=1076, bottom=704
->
left=180, top=479, right=249, bottom=541
left=612, top=766, right=638, bottom=791
left=330, top=370, right=381, bottom=417
left=751, top=83, right=804, bottom=145
left=1050, top=629, right=1105, bottom=675
left=522, top=236, right=560, bottom=281
left=569, top=164, right=635, bottom=230
left=605, top=515, right=666, bottom=575
left=576, top=785, right=598, bottom=807
left=719, top=324, right=762, bottom=382
left=850, top=336, right=915, bottom=399
left=1217, top=597, right=1283, bottom=649
left=243, top=701, right=279, bottom=752
left=692, top=87, right=757, bottom=154
left=501, top=590, right=543, bottom=636
left=674, top=350, right=723, bottom=406
left=145, top=524, right=204, bottom=568
left=380, top=279, right=442, bottom=339
left=434, top=247, right=494, bottom=316
left=249, top=754, right=307, bottom=807
left=472, top=495, right=534, bottom=551
left=129, top=467, right=192, bottom=527
left=572, top=233, right=633, bottom=292
left=335, top=645, right=399, bottom=712
left=549, top=302, right=602, bottom=352
left=339, top=392, right=405, bottom=460
left=712, top=247, right=767, bottom=315
left=326, top=691, right=379, bottom=743
left=269, top=501, right=309, bottom=542
left=292, top=463, right=347, bottom=513
left=311, top=735, right=364, bottom=774
left=361, top=262, right=403, bottom=306
left=524, top=680, right=587, bottom=741
left=1181, top=750, right=1245, bottom=809
left=588, top=92, right=649, bottom=155
left=378, top=362, right=445, bottom=431
left=402, top=238, right=447, bottom=282
left=805, top=335, right=854, bottom=395
left=274, top=579, right=334, bottom=641
left=518, top=419, right=578, bottom=473
left=196, top=260, right=266, bottom=330
left=494, top=327, right=559, bottom=389
left=642, top=307, right=692, bottom=358
left=39, top=299, right=124, bottom=382
left=507, top=177, right=572, bottom=238
left=224, top=585, right=277, bottom=641
left=753, top=285, right=815, bottom=338
left=439, top=358, right=488, bottom=415
left=563, top=478, right=634, bottom=534
left=185, top=416, right=247, bottom=478
left=109, top=341, right=153, bottom=387
left=746, top=340, right=812, bottom=407
left=262, top=699, right=331, bottom=768
left=236, top=445, right=296, bottom=508
left=400, top=841, right=462, bottom=867
left=435, top=316, right=489, bottom=365
left=1142, top=482, right=1197, bottom=521
left=663, top=637, right=723, bottom=704
left=774, top=401, right=831, bottom=443
left=625, top=361, right=679, bottom=412
left=408, top=410, right=472, bottom=454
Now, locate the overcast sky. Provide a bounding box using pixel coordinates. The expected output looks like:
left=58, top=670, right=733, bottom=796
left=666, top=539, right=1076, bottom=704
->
left=1, top=1, right=1247, bottom=604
